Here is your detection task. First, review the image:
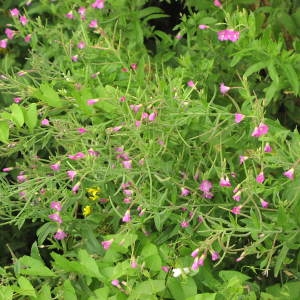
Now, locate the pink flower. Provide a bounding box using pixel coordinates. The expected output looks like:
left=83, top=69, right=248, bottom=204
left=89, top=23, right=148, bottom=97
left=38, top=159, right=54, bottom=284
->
left=71, top=55, right=78, bottom=62
left=181, top=187, right=190, bottom=197
left=13, top=97, right=21, bottom=103
left=2, top=167, right=14, bottom=172
left=72, top=182, right=81, bottom=194
left=175, top=33, right=182, bottom=39
left=77, top=127, right=87, bottom=134
left=135, top=120, right=142, bottom=128
left=211, top=251, right=220, bottom=261
left=191, top=248, right=200, bottom=258
left=88, top=148, right=100, bottom=157
left=214, top=0, right=222, bottom=7
left=78, top=7, right=86, bottom=16
left=119, top=96, right=126, bottom=102
left=87, top=98, right=99, bottom=105
left=219, top=176, right=231, bottom=187
left=49, top=213, right=62, bottom=224
left=122, top=210, right=131, bottom=222
left=180, top=221, right=189, bottom=228
left=234, top=113, right=245, bottom=123
left=122, top=160, right=132, bottom=169
left=111, top=280, right=120, bottom=287
left=130, top=104, right=142, bottom=113
left=50, top=162, right=60, bottom=171
left=10, top=8, right=20, bottom=17
left=220, top=82, right=230, bottom=94
left=19, top=15, right=28, bottom=25
left=67, top=170, right=77, bottom=181
left=239, top=155, right=249, bottom=164
left=218, top=29, right=240, bottom=42
left=50, top=201, right=62, bottom=211
left=232, top=191, right=241, bottom=202
left=123, top=197, right=131, bottom=204
left=187, top=80, right=195, bottom=87
left=65, top=11, right=74, bottom=19
left=198, top=24, right=209, bottom=30
left=251, top=123, right=269, bottom=137
left=231, top=205, right=242, bottom=215
left=17, top=173, right=27, bottom=183
left=148, top=112, right=157, bottom=122
left=191, top=257, right=200, bottom=270
left=41, top=118, right=50, bottom=126
left=199, top=180, right=212, bottom=192
left=77, top=41, right=85, bottom=49
left=89, top=20, right=98, bottom=28
left=260, top=199, right=269, bottom=208
left=101, top=239, right=113, bottom=250
left=161, top=266, right=170, bottom=272
left=24, top=34, right=31, bottom=43
left=5, top=28, right=16, bottom=40
left=92, top=0, right=105, bottom=9
left=54, top=229, right=67, bottom=240
left=283, top=168, right=294, bottom=180
left=123, top=189, right=133, bottom=196
left=256, top=172, right=265, bottom=184
left=131, top=260, right=138, bottom=268
left=0, top=39, right=8, bottom=49
left=198, top=254, right=206, bottom=266
left=68, top=152, right=85, bottom=160
left=130, top=63, right=137, bottom=70
left=264, top=143, right=272, bottom=153
left=141, top=112, right=149, bottom=120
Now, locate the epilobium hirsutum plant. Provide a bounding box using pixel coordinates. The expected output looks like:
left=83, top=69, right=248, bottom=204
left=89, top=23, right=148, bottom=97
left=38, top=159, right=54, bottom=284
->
left=0, top=0, right=299, bottom=299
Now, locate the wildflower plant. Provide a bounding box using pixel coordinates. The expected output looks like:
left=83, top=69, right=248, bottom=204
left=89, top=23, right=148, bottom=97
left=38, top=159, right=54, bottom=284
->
left=0, top=0, right=300, bottom=299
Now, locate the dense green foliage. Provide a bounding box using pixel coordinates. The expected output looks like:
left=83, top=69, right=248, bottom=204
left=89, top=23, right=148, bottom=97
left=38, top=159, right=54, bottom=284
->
left=0, top=0, right=300, bottom=299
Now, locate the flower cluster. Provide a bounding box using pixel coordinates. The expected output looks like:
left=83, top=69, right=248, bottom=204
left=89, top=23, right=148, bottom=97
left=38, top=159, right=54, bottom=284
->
left=217, top=29, right=240, bottom=42
left=48, top=202, right=67, bottom=240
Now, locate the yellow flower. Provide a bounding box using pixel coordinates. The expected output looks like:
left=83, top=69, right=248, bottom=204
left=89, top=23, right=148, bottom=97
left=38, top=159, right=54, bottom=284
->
left=83, top=205, right=91, bottom=217
left=86, top=187, right=101, bottom=201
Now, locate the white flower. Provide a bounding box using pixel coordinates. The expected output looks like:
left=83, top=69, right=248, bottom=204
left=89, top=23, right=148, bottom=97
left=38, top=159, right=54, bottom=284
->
left=172, top=267, right=190, bottom=277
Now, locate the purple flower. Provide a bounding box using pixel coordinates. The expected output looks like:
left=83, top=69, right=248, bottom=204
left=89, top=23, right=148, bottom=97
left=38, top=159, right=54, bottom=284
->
left=198, top=24, right=209, bottom=30
left=49, top=213, right=62, bottom=224
left=199, top=180, right=212, bottom=192
left=54, top=229, right=67, bottom=240
left=219, top=176, right=231, bottom=187
left=5, top=28, right=16, bottom=40
left=111, top=279, right=120, bottom=287
left=41, top=119, right=50, bottom=126
left=2, top=167, right=14, bottom=172
left=77, top=127, right=87, bottom=134
left=239, top=155, right=249, bottom=164
left=122, top=160, right=132, bottom=169
left=234, top=113, right=245, bottom=123
left=260, top=199, right=269, bottom=208
left=231, top=205, right=242, bottom=215
left=0, top=39, right=8, bottom=49
left=283, top=168, right=294, bottom=180
left=72, top=182, right=81, bottom=194
left=161, top=266, right=170, bottom=272
left=191, top=256, right=200, bottom=270
left=211, top=251, right=220, bottom=261
left=251, top=123, right=269, bottom=137
left=181, top=187, right=190, bottom=197
left=50, top=201, right=62, bottom=211
left=101, top=239, right=113, bottom=250
left=220, top=82, right=230, bottom=94
left=68, top=152, right=85, bottom=160
left=92, top=0, right=105, bottom=9
left=67, top=170, right=77, bottom=181
left=191, top=248, right=200, bottom=258
left=50, top=162, right=60, bottom=171
left=187, top=80, right=195, bottom=87
left=218, top=29, right=240, bottom=42
left=264, top=143, right=272, bottom=153
left=256, top=172, right=265, bottom=184
left=10, top=8, right=20, bottom=17
left=19, top=15, right=28, bottom=25
left=232, top=191, right=241, bottom=202
left=88, top=148, right=100, bottom=157
left=77, top=41, right=85, bottom=49
left=89, top=20, right=98, bottom=28
left=122, top=210, right=131, bottom=222
left=180, top=221, right=189, bottom=228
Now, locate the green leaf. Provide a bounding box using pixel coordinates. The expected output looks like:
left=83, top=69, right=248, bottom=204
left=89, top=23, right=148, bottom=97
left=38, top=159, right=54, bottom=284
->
left=88, top=287, right=109, bottom=300
left=145, top=254, right=162, bottom=271
left=282, top=64, right=299, bottom=95
left=131, top=280, right=165, bottom=296
left=185, top=294, right=217, bottom=300
left=63, top=280, right=77, bottom=300
left=141, top=243, right=158, bottom=257
left=0, top=120, right=9, bottom=143
left=16, top=276, right=36, bottom=298
left=244, top=61, right=270, bottom=78
left=0, top=286, right=13, bottom=300
left=78, top=249, right=103, bottom=279
left=34, top=84, right=63, bottom=108
left=36, top=285, right=51, bottom=300
left=274, top=245, right=289, bottom=277
left=18, top=256, right=55, bottom=277
left=10, top=103, right=24, bottom=127
left=23, top=103, right=37, bottom=131
left=167, top=277, right=197, bottom=300
left=219, top=270, right=250, bottom=283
